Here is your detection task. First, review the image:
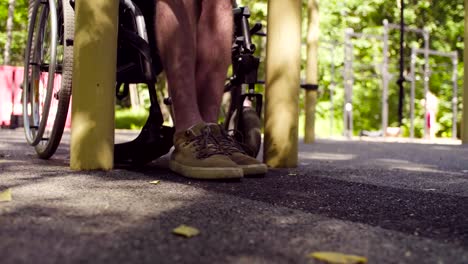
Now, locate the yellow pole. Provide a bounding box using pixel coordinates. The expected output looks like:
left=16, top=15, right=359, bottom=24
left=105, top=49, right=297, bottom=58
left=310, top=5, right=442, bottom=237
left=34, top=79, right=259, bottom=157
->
left=304, top=0, right=319, bottom=143
left=463, top=0, right=468, bottom=143
left=70, top=1, right=118, bottom=170
left=264, top=0, right=302, bottom=167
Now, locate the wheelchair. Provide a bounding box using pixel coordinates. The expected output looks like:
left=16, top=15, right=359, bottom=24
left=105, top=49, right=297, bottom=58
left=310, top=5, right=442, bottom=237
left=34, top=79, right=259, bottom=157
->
left=22, top=0, right=264, bottom=165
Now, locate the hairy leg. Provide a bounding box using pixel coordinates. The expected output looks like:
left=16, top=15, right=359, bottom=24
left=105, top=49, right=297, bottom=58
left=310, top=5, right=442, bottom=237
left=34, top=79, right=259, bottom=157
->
left=155, top=0, right=202, bottom=132
left=195, top=0, right=233, bottom=123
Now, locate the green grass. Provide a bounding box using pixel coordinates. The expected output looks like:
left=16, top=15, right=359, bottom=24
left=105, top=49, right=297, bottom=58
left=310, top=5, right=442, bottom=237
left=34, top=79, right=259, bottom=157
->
left=299, top=113, right=343, bottom=139
left=116, top=106, right=341, bottom=139
left=115, top=107, right=149, bottom=130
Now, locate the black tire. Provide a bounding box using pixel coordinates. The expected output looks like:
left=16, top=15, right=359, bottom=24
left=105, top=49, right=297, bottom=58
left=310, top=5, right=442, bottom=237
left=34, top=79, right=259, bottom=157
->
left=23, top=0, right=74, bottom=159
left=228, top=107, right=262, bottom=158
left=36, top=0, right=74, bottom=159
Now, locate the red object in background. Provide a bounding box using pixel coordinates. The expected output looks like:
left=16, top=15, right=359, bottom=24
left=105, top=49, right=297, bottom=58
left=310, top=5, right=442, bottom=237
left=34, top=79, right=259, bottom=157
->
left=426, top=112, right=431, bottom=129
left=0, top=66, right=71, bottom=129
left=0, top=66, right=22, bottom=127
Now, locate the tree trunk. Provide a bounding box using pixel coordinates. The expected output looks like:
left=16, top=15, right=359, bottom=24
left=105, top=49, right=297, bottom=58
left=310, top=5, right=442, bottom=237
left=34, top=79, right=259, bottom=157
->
left=3, top=0, right=16, bottom=65
left=462, top=0, right=468, bottom=143
left=304, top=0, right=319, bottom=143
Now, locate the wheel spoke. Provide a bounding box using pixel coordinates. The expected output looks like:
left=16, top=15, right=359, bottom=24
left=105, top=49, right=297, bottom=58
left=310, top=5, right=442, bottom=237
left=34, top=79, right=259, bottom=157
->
left=22, top=0, right=74, bottom=158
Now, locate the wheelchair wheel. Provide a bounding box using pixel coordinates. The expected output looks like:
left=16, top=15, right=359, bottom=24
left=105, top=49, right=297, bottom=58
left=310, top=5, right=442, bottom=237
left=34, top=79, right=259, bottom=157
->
left=225, top=82, right=262, bottom=159
left=23, top=0, right=74, bottom=159
left=228, top=107, right=262, bottom=158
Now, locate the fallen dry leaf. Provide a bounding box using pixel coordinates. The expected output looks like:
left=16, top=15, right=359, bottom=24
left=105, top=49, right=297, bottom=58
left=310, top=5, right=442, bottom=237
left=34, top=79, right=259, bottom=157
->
left=149, top=180, right=160, bottom=185
left=172, top=225, right=200, bottom=238
left=0, top=188, right=12, bottom=203
left=308, top=251, right=367, bottom=264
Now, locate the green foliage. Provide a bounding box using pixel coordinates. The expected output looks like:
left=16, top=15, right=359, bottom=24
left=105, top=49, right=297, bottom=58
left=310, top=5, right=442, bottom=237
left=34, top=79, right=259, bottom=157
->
left=115, top=107, right=148, bottom=130
left=0, top=0, right=29, bottom=66
left=2, top=0, right=464, bottom=138
left=243, top=0, right=464, bottom=138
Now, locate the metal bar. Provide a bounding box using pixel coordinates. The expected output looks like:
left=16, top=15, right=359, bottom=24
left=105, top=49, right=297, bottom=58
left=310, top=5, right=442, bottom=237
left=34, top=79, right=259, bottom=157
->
left=413, top=48, right=458, bottom=58
left=382, top=20, right=389, bottom=136
left=386, top=23, right=428, bottom=34
left=413, top=47, right=458, bottom=139
left=350, top=41, right=354, bottom=136
left=304, top=0, right=319, bottom=144
left=343, top=29, right=352, bottom=138
left=330, top=47, right=335, bottom=137
left=347, top=32, right=384, bottom=40
left=410, top=47, right=416, bottom=138
left=409, top=48, right=459, bottom=140
left=397, top=0, right=405, bottom=127
left=383, top=18, right=430, bottom=130
left=452, top=54, right=459, bottom=139
left=344, top=28, right=384, bottom=137
left=423, top=32, right=429, bottom=138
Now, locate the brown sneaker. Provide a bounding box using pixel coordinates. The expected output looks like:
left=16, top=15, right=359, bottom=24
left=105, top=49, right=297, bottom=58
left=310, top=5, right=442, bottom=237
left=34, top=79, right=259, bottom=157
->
left=169, top=123, right=243, bottom=180
left=208, top=124, right=268, bottom=176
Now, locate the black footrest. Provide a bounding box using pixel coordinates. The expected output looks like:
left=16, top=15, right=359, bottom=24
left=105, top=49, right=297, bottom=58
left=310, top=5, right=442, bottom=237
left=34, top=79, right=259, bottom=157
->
left=114, top=125, right=175, bottom=166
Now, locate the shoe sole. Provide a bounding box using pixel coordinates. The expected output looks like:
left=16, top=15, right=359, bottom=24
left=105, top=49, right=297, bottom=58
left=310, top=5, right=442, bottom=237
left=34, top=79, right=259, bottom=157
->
left=169, top=160, right=243, bottom=180
left=239, top=164, right=268, bottom=177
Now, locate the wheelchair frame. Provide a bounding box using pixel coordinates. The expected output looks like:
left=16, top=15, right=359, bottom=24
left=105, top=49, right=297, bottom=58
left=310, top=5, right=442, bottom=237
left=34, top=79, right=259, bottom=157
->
left=23, top=0, right=264, bottom=164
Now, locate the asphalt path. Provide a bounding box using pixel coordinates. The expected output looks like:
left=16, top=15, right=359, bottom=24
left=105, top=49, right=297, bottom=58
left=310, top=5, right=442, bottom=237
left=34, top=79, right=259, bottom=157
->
left=0, top=128, right=467, bottom=264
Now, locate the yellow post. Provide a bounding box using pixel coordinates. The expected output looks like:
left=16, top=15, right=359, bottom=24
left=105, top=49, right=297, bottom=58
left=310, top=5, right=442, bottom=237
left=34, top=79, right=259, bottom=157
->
left=463, top=0, right=468, bottom=143
left=304, top=0, right=319, bottom=144
left=264, top=0, right=302, bottom=167
left=70, top=1, right=118, bottom=170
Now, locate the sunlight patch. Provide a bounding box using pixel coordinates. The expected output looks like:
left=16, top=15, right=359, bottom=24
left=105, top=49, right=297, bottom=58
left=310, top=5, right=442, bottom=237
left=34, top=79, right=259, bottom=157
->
left=300, top=152, right=356, bottom=161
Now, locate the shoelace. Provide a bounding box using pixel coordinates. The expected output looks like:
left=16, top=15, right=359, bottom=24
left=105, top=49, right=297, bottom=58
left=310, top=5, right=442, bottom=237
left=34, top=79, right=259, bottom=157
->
left=217, top=129, right=248, bottom=155
left=188, top=127, right=226, bottom=159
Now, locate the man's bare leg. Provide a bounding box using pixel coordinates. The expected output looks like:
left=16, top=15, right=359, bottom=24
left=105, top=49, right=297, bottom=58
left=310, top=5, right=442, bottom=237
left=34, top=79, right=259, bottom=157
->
left=194, top=1, right=267, bottom=176
left=155, top=0, right=243, bottom=180
left=195, top=0, right=233, bottom=123
left=155, top=0, right=201, bottom=133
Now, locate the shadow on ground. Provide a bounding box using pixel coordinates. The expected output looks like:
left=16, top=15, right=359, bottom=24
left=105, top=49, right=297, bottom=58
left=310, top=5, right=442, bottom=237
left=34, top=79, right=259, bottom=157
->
left=1, top=132, right=468, bottom=263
